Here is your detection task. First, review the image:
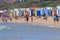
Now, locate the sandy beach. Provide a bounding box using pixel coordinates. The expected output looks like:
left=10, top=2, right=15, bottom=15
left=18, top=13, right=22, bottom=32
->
left=0, top=16, right=60, bottom=27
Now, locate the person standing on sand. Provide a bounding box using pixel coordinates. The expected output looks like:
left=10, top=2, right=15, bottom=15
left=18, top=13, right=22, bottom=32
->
left=53, top=13, right=59, bottom=24
left=44, top=8, right=48, bottom=21
left=25, top=14, right=29, bottom=22
left=25, top=10, right=29, bottom=22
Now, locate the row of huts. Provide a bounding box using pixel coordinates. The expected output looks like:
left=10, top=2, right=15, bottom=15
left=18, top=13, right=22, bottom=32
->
left=0, top=6, right=60, bottom=17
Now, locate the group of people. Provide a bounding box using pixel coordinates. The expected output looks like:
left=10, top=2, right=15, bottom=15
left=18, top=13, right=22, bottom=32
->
left=41, top=13, right=59, bottom=24
left=1, top=13, right=12, bottom=22
left=0, top=9, right=60, bottom=24
left=0, top=10, right=33, bottom=23
left=25, top=12, right=59, bottom=24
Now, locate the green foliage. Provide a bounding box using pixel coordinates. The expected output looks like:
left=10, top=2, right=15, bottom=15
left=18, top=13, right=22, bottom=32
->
left=0, top=0, right=60, bottom=9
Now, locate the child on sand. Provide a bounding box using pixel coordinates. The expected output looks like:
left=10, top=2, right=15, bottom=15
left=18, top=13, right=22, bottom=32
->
left=1, top=13, right=5, bottom=22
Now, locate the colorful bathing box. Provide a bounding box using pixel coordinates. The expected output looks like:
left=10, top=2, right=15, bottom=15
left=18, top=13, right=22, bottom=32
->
left=0, top=6, right=60, bottom=17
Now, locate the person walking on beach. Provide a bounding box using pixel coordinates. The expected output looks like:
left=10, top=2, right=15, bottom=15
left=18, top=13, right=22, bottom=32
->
left=26, top=13, right=29, bottom=22
left=53, top=13, right=59, bottom=24
left=43, top=8, right=48, bottom=21
left=1, top=13, right=8, bottom=22
left=25, top=10, right=29, bottom=22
